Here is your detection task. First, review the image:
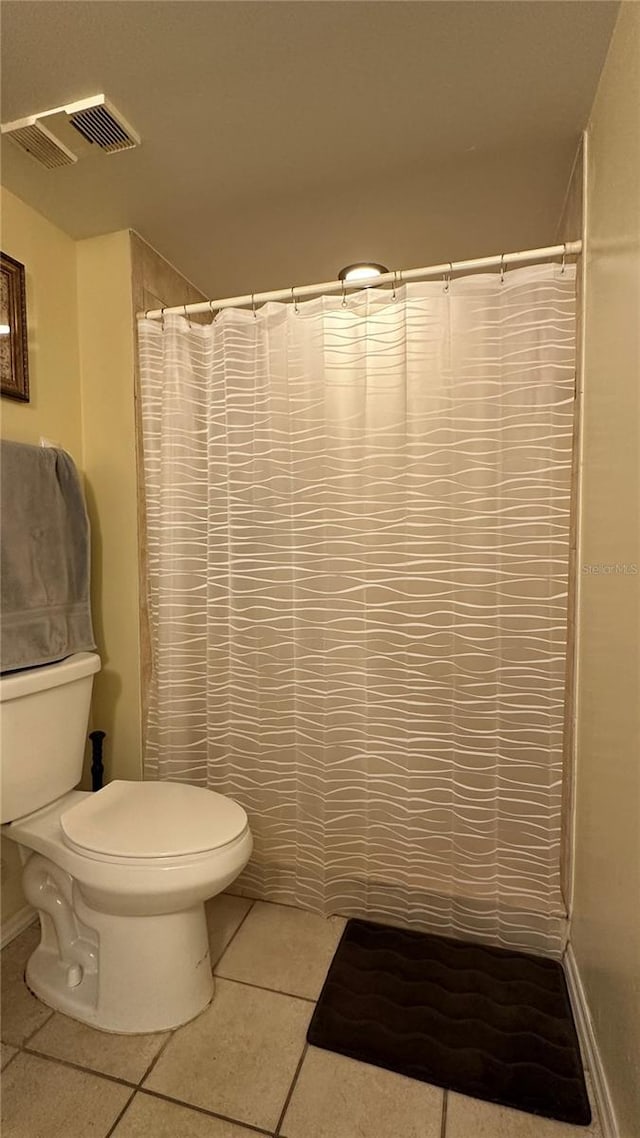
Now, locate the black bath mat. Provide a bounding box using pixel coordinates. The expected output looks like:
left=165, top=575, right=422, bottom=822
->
left=308, top=919, right=590, bottom=1126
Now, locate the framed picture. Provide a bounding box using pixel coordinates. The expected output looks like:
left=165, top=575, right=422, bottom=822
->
left=1, top=252, right=30, bottom=402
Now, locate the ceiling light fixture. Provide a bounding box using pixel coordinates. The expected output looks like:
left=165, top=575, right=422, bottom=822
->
left=338, top=263, right=389, bottom=283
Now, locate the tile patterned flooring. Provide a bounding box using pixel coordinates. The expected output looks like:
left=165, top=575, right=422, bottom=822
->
left=1, top=896, right=602, bottom=1138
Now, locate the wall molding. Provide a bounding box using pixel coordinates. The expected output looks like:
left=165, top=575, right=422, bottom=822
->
left=1, top=904, right=36, bottom=950
left=564, top=943, right=619, bottom=1138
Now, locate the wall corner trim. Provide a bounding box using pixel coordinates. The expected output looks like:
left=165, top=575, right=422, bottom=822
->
left=1, top=904, right=37, bottom=950
left=564, top=943, right=620, bottom=1138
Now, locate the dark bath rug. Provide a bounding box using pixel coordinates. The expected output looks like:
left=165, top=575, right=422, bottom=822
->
left=307, top=918, right=591, bottom=1126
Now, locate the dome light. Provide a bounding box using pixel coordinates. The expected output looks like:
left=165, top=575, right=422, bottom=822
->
left=338, top=263, right=389, bottom=283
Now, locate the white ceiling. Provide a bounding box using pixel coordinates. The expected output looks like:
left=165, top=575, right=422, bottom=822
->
left=1, top=1, right=618, bottom=297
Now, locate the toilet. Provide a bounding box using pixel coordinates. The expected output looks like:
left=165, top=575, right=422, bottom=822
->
left=0, top=651, right=252, bottom=1034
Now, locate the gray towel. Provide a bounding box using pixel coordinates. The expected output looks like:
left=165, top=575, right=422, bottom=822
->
left=0, top=441, right=96, bottom=672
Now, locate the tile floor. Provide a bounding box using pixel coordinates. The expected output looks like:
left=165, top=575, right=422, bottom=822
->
left=1, top=896, right=602, bottom=1138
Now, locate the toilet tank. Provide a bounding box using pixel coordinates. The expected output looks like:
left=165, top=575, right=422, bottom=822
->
left=0, top=652, right=100, bottom=824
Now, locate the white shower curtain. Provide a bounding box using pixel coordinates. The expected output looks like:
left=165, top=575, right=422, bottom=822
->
left=138, top=263, right=576, bottom=955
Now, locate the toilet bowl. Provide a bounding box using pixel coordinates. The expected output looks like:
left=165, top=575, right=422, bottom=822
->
left=1, top=653, right=253, bottom=1033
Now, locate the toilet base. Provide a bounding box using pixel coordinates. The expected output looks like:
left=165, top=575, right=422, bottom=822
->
left=27, top=896, right=215, bottom=1034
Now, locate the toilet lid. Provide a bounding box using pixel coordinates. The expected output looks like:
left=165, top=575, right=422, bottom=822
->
left=60, top=780, right=249, bottom=859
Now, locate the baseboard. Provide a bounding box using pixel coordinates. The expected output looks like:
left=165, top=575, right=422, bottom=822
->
left=1, top=904, right=37, bottom=950
left=564, top=943, right=619, bottom=1138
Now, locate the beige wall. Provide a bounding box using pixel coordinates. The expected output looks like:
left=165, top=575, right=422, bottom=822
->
left=572, top=5, right=640, bottom=1136
left=76, top=233, right=141, bottom=785
left=74, top=230, right=205, bottom=786
left=129, top=233, right=206, bottom=748
left=0, top=188, right=84, bottom=925
left=2, top=218, right=144, bottom=793
left=0, top=188, right=82, bottom=452
left=0, top=197, right=203, bottom=934
left=1, top=206, right=141, bottom=929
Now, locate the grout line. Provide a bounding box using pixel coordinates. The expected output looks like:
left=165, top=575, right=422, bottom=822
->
left=103, top=1086, right=137, bottom=1138
left=138, top=1087, right=275, bottom=1136
left=0, top=1047, right=21, bottom=1072
left=16, top=1007, right=55, bottom=1048
left=213, top=972, right=317, bottom=1005
left=19, top=1039, right=274, bottom=1137
left=225, top=893, right=336, bottom=920
left=273, top=1041, right=308, bottom=1137
left=211, top=899, right=256, bottom=969
left=440, top=1089, right=448, bottom=1138
left=20, top=1045, right=276, bottom=1138
left=137, top=1029, right=175, bottom=1086
left=22, top=1046, right=138, bottom=1090
left=244, top=897, right=310, bottom=914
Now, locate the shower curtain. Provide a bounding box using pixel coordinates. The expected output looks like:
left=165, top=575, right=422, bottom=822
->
left=138, top=263, right=576, bottom=955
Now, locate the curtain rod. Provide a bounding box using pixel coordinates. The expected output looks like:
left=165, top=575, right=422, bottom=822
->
left=137, top=240, right=582, bottom=320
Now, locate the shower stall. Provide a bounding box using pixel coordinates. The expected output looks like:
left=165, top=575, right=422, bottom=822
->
left=137, top=246, right=578, bottom=957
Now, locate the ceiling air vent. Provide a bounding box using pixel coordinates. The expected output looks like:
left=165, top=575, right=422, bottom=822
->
left=66, top=95, right=140, bottom=153
left=1, top=94, right=140, bottom=168
left=1, top=117, right=77, bottom=168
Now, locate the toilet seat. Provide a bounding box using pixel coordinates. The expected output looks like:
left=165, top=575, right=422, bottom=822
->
left=60, top=779, right=248, bottom=861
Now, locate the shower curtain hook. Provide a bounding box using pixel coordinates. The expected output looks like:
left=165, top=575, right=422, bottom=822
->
left=291, top=286, right=299, bottom=315
left=391, top=270, right=398, bottom=301
left=341, top=280, right=347, bottom=308
left=251, top=292, right=257, bottom=319
left=443, top=262, right=453, bottom=294
left=208, top=299, right=216, bottom=323
left=500, top=254, right=506, bottom=284
left=561, top=243, right=567, bottom=275
left=161, top=307, right=166, bottom=329
left=183, top=303, right=192, bottom=329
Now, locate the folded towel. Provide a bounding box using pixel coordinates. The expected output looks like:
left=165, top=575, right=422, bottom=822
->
left=0, top=441, right=96, bottom=672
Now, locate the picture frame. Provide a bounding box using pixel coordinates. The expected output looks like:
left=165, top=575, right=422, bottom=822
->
left=1, top=251, right=30, bottom=402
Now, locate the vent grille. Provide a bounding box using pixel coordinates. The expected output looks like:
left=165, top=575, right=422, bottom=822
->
left=7, top=122, right=77, bottom=168
left=69, top=103, right=137, bottom=152
left=2, top=94, right=139, bottom=168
